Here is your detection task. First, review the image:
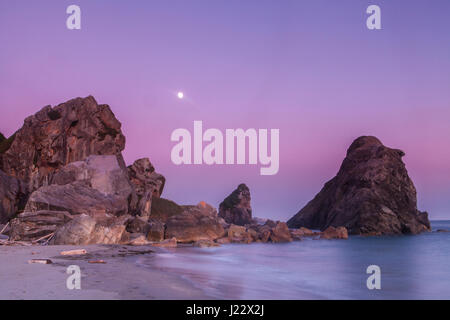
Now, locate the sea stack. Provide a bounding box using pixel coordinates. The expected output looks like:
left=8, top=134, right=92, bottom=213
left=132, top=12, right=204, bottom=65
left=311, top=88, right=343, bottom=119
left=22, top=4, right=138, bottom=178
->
left=219, top=184, right=252, bottom=226
left=287, top=136, right=431, bottom=235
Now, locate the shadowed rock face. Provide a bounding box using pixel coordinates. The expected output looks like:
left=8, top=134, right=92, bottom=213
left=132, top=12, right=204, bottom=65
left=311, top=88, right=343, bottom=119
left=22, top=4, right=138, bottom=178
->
left=0, top=170, right=28, bottom=223
left=219, top=184, right=252, bottom=226
left=287, top=136, right=431, bottom=235
left=1, top=96, right=126, bottom=191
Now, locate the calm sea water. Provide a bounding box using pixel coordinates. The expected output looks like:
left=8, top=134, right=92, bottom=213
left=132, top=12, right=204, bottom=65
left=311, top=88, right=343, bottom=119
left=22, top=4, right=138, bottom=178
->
left=145, top=221, right=450, bottom=299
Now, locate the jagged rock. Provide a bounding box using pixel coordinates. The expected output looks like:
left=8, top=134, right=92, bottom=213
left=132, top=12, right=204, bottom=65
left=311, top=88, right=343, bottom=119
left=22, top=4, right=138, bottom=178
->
left=49, top=155, right=135, bottom=203
left=25, top=155, right=135, bottom=217
left=269, top=222, right=292, bottom=243
left=219, top=184, right=252, bottom=226
left=287, top=136, right=431, bottom=235
left=320, top=226, right=348, bottom=240
left=25, top=182, right=129, bottom=217
left=228, top=224, right=252, bottom=243
left=128, top=158, right=165, bottom=198
left=150, top=197, right=183, bottom=222
left=0, top=170, right=28, bottom=223
left=1, top=96, right=126, bottom=191
left=51, top=214, right=131, bottom=245
left=9, top=211, right=73, bottom=241
left=128, top=158, right=166, bottom=219
left=165, top=202, right=225, bottom=243
left=126, top=216, right=151, bottom=234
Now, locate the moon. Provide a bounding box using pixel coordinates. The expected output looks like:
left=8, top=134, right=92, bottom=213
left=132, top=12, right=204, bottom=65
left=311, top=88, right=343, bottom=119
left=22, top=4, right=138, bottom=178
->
left=177, top=92, right=184, bottom=99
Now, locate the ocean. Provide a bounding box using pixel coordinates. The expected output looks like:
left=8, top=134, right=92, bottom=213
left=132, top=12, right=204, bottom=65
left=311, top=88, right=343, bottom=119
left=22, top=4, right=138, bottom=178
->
left=140, top=221, right=450, bottom=300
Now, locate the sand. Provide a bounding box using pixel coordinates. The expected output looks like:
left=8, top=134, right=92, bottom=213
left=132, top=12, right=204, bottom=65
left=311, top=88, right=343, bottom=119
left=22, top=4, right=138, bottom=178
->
left=0, top=244, right=212, bottom=300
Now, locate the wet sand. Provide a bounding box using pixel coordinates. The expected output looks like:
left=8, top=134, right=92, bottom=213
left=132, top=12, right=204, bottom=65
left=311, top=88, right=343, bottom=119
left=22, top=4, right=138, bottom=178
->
left=0, top=244, right=212, bottom=300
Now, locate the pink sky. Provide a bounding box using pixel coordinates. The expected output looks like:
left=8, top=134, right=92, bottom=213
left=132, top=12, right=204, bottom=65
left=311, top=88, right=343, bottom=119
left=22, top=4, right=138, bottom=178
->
left=1, top=1, right=450, bottom=219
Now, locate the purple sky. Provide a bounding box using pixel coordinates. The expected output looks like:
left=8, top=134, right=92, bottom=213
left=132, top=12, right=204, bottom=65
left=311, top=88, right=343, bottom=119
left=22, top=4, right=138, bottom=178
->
left=1, top=1, right=450, bottom=220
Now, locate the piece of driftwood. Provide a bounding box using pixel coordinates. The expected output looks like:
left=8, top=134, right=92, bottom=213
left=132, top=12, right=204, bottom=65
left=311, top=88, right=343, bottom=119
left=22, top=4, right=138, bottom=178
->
left=28, top=259, right=53, bottom=264
left=0, top=222, right=9, bottom=235
left=60, top=249, right=87, bottom=256
left=32, top=232, right=55, bottom=244
left=88, top=260, right=106, bottom=264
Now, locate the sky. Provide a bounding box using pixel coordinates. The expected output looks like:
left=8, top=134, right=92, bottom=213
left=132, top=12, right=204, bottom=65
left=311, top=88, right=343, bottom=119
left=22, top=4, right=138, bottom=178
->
left=1, top=0, right=449, bottom=220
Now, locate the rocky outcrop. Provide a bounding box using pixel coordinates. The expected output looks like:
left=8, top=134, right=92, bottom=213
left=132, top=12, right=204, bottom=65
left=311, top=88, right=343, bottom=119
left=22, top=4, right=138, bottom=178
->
left=219, top=184, right=252, bottom=226
left=10, top=155, right=136, bottom=242
left=1, top=96, right=126, bottom=191
left=25, top=155, right=135, bottom=217
left=128, top=158, right=165, bottom=198
left=0, top=170, right=28, bottom=223
left=127, top=158, right=166, bottom=218
left=9, top=211, right=73, bottom=241
left=150, top=197, right=183, bottom=222
left=320, top=226, right=348, bottom=240
left=51, top=214, right=131, bottom=245
left=165, top=202, right=225, bottom=243
left=287, top=136, right=431, bottom=235
left=269, top=222, right=292, bottom=243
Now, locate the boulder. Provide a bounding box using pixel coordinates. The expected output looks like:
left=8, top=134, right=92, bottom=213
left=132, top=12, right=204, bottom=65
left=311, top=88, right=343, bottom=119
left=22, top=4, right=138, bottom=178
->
left=269, top=222, right=292, bottom=243
left=151, top=237, right=177, bottom=248
left=1, top=96, right=126, bottom=191
left=126, top=216, right=151, bottom=234
left=146, top=220, right=165, bottom=242
left=165, top=202, right=225, bottom=243
left=320, top=226, right=348, bottom=240
left=287, top=136, right=431, bottom=235
left=150, top=197, right=183, bottom=223
left=219, top=184, right=252, bottom=226
left=227, top=224, right=252, bottom=243
left=51, top=214, right=131, bottom=245
left=25, top=182, right=129, bottom=217
left=9, top=211, right=73, bottom=241
left=25, top=155, right=135, bottom=217
left=194, top=240, right=220, bottom=248
left=0, top=170, right=28, bottom=223
left=127, top=158, right=166, bottom=219
left=128, top=158, right=165, bottom=198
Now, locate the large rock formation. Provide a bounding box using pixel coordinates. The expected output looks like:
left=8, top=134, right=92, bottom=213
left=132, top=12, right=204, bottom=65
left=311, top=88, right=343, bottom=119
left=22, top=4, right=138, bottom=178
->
left=1, top=96, right=126, bottom=191
left=219, top=184, right=252, bottom=226
left=127, top=158, right=166, bottom=218
left=10, top=155, right=136, bottom=242
left=287, top=136, right=431, bottom=235
left=0, top=170, right=28, bottom=223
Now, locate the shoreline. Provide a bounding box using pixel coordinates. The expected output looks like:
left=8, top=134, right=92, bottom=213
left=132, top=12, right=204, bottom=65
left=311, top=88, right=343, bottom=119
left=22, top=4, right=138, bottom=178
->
left=0, top=244, right=212, bottom=300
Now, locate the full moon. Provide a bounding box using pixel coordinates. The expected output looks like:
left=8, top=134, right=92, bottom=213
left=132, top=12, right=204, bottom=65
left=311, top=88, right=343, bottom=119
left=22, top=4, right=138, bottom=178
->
left=177, top=92, right=184, bottom=99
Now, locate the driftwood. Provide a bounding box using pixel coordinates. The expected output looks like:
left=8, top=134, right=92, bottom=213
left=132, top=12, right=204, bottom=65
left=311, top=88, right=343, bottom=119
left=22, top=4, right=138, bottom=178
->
left=60, top=249, right=87, bottom=256
left=28, top=259, right=53, bottom=264
left=0, top=222, right=9, bottom=235
left=32, top=232, right=55, bottom=244
left=88, top=260, right=106, bottom=264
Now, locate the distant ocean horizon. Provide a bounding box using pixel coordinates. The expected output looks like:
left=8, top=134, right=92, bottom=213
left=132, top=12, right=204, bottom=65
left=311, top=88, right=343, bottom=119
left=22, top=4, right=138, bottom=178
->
left=135, top=220, right=450, bottom=300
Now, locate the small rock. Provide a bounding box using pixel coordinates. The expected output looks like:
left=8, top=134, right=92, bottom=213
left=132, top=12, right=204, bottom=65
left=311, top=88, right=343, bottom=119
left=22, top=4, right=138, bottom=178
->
left=320, top=226, right=348, bottom=240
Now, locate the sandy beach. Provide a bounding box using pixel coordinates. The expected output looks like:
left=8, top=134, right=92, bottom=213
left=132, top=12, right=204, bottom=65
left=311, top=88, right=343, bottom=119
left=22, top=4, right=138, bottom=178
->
left=0, top=244, right=211, bottom=300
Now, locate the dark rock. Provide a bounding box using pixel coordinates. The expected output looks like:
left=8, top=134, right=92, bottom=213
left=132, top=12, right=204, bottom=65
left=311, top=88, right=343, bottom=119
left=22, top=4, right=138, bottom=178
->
left=219, top=184, right=252, bottom=226
left=126, top=216, right=151, bottom=234
left=147, top=220, right=165, bottom=242
left=1, top=96, right=126, bottom=191
left=9, top=211, right=73, bottom=241
left=128, top=158, right=166, bottom=219
left=128, top=158, right=165, bottom=198
left=287, top=136, right=431, bottom=235
left=0, top=170, right=28, bottom=223
left=150, top=197, right=183, bottom=223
